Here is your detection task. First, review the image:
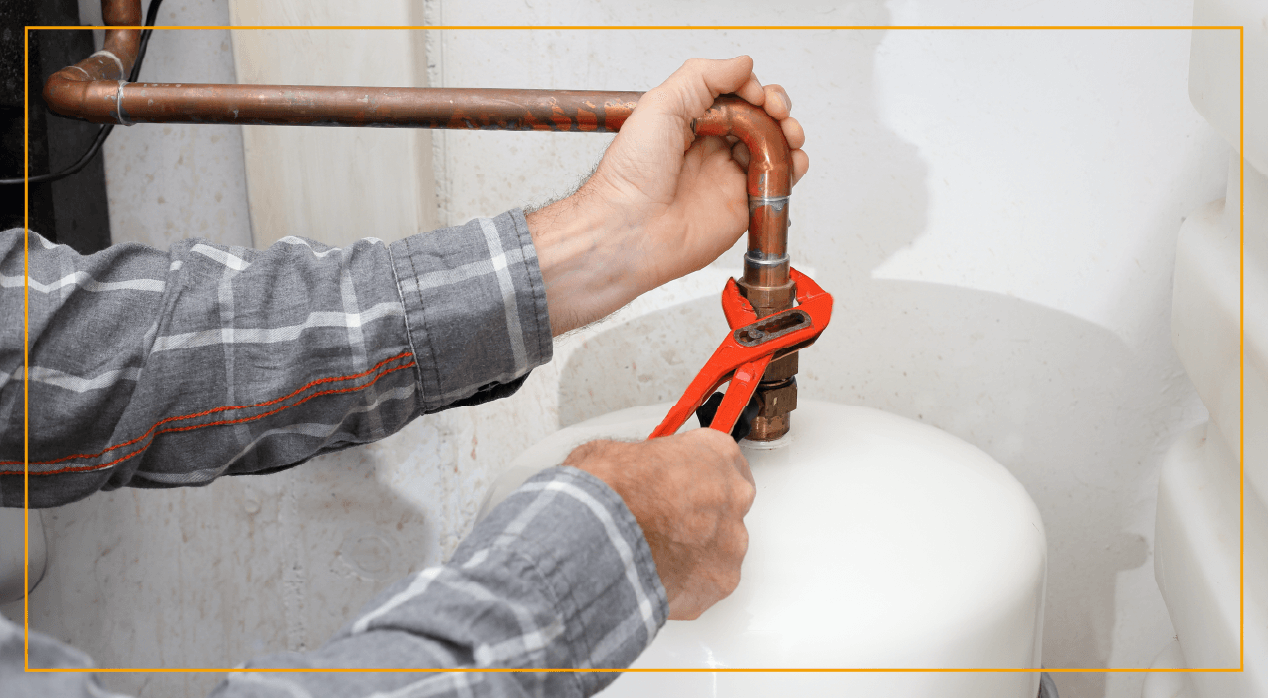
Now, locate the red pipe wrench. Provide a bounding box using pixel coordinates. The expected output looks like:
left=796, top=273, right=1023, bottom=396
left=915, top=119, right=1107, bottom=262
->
left=649, top=267, right=833, bottom=439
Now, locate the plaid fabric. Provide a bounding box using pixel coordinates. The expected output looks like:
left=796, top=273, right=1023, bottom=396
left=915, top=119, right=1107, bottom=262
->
left=0, top=210, right=551, bottom=507
left=2, top=467, right=669, bottom=696
left=0, top=214, right=670, bottom=696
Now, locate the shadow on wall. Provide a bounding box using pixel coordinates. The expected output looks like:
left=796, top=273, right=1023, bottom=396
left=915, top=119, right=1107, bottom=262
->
left=556, top=13, right=1167, bottom=698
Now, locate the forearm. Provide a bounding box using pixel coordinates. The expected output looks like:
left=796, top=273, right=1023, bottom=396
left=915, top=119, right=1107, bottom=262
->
left=526, top=193, right=650, bottom=336
left=1, top=211, right=551, bottom=508
left=209, top=467, right=665, bottom=697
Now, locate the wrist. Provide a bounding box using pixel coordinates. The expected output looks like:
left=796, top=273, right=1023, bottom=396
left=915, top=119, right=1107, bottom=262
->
left=564, top=440, right=680, bottom=604
left=526, top=189, right=651, bottom=336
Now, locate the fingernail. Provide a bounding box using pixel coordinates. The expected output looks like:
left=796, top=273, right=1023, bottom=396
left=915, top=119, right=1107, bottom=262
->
left=781, top=93, right=791, bottom=111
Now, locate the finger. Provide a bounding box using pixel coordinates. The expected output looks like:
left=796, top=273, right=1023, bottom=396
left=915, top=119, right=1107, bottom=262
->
left=674, top=56, right=756, bottom=110
left=762, top=84, right=791, bottom=120
left=735, top=71, right=765, bottom=106
left=702, top=134, right=732, bottom=156
left=734, top=452, right=755, bottom=489
left=733, top=473, right=757, bottom=517
left=739, top=481, right=756, bottom=516
left=781, top=116, right=805, bottom=151
left=717, top=549, right=743, bottom=596
left=791, top=149, right=810, bottom=187
left=732, top=141, right=751, bottom=169
left=645, top=56, right=765, bottom=122
left=669, top=598, right=706, bottom=621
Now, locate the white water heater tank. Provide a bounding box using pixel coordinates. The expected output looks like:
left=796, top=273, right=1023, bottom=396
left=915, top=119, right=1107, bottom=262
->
left=480, top=399, right=1048, bottom=697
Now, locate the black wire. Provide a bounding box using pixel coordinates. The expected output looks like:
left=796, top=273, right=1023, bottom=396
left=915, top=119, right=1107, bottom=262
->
left=1, top=0, right=165, bottom=186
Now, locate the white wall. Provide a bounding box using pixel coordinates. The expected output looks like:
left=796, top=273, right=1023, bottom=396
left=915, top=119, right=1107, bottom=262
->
left=429, top=2, right=1226, bottom=698
left=227, top=3, right=438, bottom=248
left=12, top=3, right=1230, bottom=698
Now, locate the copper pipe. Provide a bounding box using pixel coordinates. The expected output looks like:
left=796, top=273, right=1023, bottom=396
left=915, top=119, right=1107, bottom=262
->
left=44, top=87, right=792, bottom=311
left=693, top=95, right=793, bottom=319
left=45, top=81, right=641, bottom=132
left=43, top=0, right=798, bottom=437
left=695, top=96, right=796, bottom=440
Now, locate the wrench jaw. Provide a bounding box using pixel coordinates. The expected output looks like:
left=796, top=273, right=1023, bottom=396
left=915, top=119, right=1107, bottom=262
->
left=732, top=302, right=806, bottom=441
left=737, top=267, right=823, bottom=441
left=648, top=268, right=832, bottom=442
left=736, top=277, right=796, bottom=324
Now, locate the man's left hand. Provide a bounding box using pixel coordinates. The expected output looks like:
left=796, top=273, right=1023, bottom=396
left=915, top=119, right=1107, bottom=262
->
left=527, top=56, right=808, bottom=335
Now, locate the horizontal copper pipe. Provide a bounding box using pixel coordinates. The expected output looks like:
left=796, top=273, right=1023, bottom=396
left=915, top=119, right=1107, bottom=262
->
left=43, top=83, right=792, bottom=293
left=49, top=81, right=642, bottom=132
left=47, top=0, right=798, bottom=438
left=45, top=0, right=793, bottom=281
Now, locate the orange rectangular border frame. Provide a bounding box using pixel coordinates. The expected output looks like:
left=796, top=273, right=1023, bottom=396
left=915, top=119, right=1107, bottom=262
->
left=22, top=26, right=1247, bottom=680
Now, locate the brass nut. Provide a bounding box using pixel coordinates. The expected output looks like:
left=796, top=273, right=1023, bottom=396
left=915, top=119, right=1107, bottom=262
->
left=761, top=352, right=799, bottom=382
left=755, top=378, right=798, bottom=418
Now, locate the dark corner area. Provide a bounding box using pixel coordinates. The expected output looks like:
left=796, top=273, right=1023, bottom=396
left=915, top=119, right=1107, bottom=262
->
left=1, top=0, right=111, bottom=254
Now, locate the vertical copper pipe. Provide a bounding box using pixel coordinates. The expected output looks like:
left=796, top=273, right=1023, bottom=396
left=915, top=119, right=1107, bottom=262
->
left=694, top=96, right=797, bottom=440
left=99, top=0, right=141, bottom=70
left=693, top=95, right=794, bottom=320
left=42, top=0, right=140, bottom=116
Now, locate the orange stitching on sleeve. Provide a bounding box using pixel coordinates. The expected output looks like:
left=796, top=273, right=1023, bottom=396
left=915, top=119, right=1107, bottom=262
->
left=3, top=351, right=414, bottom=468
left=3, top=360, right=417, bottom=477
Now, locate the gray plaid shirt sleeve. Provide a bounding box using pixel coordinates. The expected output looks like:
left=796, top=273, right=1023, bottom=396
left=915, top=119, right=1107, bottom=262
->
left=1, top=210, right=550, bottom=507
left=1, top=466, right=670, bottom=697
left=0, top=213, right=672, bottom=695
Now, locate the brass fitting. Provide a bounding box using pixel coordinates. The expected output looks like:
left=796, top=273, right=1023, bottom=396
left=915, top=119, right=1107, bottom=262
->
left=749, top=376, right=798, bottom=441
left=736, top=277, right=796, bottom=323
left=737, top=250, right=801, bottom=441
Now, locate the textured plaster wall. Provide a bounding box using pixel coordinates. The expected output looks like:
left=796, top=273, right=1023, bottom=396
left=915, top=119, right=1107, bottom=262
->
left=6, top=2, right=1230, bottom=698
left=6, top=3, right=256, bottom=697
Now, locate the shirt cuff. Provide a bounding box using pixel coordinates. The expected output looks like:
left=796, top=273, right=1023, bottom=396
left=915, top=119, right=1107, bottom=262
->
left=387, top=209, right=552, bottom=413
left=453, top=466, right=670, bottom=695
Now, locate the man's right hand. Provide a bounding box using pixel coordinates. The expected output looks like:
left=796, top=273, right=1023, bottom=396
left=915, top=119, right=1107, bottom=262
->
left=563, top=429, right=756, bottom=620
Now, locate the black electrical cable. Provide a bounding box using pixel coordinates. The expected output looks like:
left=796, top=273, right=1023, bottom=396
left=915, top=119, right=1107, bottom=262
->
left=1, top=0, right=165, bottom=186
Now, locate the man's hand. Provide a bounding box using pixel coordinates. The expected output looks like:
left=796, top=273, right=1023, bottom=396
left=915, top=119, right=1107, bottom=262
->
left=528, top=56, right=809, bottom=335
left=564, top=429, right=756, bottom=620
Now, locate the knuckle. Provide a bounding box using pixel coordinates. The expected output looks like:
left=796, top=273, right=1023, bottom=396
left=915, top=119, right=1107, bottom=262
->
left=735, top=525, right=750, bottom=556
left=681, top=511, right=718, bottom=545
